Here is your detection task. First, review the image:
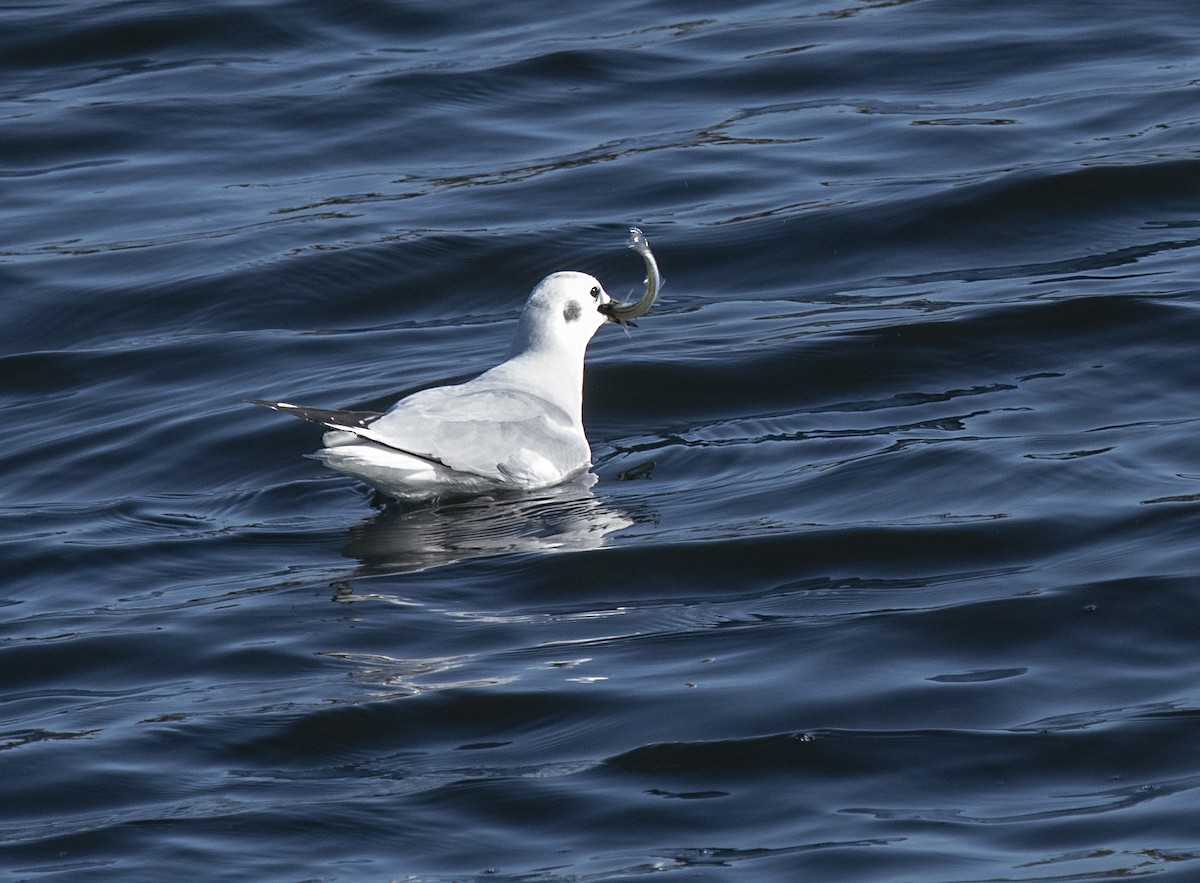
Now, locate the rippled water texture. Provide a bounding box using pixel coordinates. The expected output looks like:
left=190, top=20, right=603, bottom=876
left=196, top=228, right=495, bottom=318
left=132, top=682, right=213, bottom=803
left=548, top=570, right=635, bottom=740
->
left=3, top=1, right=1200, bottom=880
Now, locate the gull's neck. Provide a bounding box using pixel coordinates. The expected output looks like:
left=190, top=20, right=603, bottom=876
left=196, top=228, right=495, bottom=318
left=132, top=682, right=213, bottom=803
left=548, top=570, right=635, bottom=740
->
left=497, top=343, right=586, bottom=422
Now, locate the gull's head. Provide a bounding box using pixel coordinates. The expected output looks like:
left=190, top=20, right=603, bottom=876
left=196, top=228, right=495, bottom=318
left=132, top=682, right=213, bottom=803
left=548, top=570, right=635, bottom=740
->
left=510, top=271, right=613, bottom=357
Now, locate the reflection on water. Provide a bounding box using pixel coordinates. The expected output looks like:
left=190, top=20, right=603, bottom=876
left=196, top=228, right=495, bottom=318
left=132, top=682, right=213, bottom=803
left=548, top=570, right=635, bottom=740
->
left=335, top=476, right=638, bottom=578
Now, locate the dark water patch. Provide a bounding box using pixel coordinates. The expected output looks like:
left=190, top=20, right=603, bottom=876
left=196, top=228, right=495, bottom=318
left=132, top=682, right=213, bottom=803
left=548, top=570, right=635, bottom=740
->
left=928, top=667, right=1028, bottom=684
left=0, top=3, right=309, bottom=70
left=224, top=686, right=610, bottom=768
left=1143, top=492, right=1200, bottom=505
left=608, top=722, right=1200, bottom=818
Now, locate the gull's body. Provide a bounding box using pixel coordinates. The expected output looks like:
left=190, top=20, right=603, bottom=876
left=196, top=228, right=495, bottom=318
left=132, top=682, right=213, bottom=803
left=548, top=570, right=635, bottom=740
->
left=251, top=230, right=659, bottom=503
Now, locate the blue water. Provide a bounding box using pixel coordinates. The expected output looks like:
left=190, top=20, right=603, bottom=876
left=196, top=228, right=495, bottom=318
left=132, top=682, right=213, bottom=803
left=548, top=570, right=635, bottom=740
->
left=3, top=1, right=1200, bottom=880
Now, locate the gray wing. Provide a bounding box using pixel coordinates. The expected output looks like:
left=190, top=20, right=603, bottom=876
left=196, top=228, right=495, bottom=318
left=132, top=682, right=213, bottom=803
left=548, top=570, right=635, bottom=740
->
left=368, top=383, right=589, bottom=480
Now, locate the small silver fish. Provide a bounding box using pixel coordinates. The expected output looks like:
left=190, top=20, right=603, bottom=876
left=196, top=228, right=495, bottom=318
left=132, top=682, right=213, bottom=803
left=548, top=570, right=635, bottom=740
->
left=600, top=227, right=660, bottom=325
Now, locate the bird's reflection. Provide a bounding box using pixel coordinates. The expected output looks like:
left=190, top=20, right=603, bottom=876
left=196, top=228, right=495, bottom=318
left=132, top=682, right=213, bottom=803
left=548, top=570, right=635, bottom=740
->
left=336, top=474, right=637, bottom=579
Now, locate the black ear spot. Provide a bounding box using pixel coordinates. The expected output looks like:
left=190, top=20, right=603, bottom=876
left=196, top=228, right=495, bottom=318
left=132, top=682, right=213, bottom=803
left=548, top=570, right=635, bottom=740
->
left=563, top=300, right=582, bottom=323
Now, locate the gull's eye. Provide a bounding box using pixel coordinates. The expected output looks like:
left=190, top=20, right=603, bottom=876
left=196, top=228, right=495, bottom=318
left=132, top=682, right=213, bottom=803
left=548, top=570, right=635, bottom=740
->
left=590, top=286, right=601, bottom=298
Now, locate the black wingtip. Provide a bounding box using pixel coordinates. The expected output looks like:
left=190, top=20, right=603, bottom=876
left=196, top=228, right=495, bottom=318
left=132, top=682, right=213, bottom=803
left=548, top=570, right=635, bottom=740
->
left=246, top=398, right=284, bottom=410
left=246, top=399, right=386, bottom=431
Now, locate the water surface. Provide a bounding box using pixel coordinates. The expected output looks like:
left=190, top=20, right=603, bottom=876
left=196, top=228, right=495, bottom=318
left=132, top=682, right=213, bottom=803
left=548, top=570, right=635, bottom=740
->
left=3, top=1, right=1200, bottom=880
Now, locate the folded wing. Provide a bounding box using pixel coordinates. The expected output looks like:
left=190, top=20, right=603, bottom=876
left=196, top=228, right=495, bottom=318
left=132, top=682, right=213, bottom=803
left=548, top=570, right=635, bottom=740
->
left=248, top=383, right=590, bottom=483
left=367, top=382, right=589, bottom=481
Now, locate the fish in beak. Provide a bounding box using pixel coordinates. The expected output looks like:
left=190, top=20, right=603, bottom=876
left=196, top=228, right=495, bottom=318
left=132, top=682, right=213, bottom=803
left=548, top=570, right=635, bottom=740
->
left=599, top=227, right=660, bottom=326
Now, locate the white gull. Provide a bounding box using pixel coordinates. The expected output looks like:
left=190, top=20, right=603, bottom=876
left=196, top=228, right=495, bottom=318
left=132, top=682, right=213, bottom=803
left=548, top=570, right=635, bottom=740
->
left=250, top=228, right=660, bottom=503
